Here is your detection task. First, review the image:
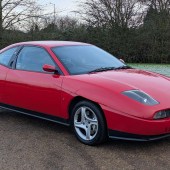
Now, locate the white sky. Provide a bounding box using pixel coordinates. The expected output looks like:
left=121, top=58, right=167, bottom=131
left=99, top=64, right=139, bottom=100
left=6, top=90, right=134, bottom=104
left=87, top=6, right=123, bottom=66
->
left=38, top=0, right=85, bottom=16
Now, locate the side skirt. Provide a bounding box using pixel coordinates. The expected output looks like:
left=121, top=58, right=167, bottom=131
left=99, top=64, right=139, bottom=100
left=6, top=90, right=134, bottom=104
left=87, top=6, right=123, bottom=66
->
left=0, top=103, right=70, bottom=126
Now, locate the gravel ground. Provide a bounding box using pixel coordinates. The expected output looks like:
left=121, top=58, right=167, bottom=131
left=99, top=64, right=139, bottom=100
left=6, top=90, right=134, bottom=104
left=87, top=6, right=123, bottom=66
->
left=0, top=110, right=170, bottom=170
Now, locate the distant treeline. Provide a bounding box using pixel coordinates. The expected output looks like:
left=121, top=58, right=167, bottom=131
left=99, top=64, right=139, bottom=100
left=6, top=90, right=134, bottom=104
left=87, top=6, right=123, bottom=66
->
left=0, top=0, right=170, bottom=64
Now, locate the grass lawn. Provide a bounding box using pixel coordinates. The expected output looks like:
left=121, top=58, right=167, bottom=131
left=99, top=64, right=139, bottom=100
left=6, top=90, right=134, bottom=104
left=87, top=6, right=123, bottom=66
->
left=129, top=64, right=170, bottom=77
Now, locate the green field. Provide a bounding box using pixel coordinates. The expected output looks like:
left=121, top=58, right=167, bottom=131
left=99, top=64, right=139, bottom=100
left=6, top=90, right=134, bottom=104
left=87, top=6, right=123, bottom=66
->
left=129, top=64, right=170, bottom=77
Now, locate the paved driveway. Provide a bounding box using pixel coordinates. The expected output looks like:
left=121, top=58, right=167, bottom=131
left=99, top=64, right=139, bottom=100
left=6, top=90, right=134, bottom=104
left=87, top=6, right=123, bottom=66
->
left=0, top=110, right=170, bottom=170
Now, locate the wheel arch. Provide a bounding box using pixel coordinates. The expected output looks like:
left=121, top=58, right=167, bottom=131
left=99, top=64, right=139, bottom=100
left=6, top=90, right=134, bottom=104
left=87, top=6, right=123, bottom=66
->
left=68, top=96, right=108, bottom=128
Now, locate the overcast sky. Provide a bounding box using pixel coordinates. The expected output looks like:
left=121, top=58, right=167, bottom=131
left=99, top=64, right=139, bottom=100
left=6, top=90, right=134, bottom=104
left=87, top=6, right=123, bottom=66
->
left=38, top=0, right=85, bottom=16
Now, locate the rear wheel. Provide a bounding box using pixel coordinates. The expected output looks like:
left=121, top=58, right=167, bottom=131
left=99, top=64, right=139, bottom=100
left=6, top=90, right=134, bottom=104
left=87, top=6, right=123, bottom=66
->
left=71, top=101, right=107, bottom=145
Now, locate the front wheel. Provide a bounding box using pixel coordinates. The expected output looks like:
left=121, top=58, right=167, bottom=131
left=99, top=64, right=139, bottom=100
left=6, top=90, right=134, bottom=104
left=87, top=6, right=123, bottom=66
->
left=71, top=101, right=107, bottom=145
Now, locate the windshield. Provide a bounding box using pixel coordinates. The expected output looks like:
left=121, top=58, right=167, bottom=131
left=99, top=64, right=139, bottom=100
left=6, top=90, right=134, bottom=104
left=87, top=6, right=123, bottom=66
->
left=52, top=45, right=126, bottom=75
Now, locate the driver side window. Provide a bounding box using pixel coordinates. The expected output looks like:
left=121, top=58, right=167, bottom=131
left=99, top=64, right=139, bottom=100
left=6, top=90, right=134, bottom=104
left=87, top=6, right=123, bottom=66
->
left=16, top=46, right=55, bottom=72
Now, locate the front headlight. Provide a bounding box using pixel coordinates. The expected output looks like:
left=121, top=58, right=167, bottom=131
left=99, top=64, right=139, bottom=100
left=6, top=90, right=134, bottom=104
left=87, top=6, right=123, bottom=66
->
left=122, top=90, right=159, bottom=106
left=154, top=110, right=170, bottom=119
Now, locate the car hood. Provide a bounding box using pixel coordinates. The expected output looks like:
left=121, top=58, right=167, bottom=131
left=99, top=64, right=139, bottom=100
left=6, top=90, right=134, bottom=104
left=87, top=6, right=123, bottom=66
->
left=91, top=69, right=170, bottom=99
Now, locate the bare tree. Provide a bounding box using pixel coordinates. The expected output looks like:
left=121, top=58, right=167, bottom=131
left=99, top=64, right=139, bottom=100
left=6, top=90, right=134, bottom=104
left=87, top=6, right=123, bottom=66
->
left=141, top=0, right=170, bottom=11
left=81, top=0, right=143, bottom=28
left=0, top=0, right=42, bottom=41
left=0, top=0, right=3, bottom=41
left=56, top=16, right=78, bottom=30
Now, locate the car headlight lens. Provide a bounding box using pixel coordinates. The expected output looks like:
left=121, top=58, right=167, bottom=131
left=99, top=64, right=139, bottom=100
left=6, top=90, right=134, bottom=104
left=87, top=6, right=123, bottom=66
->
left=122, top=90, right=159, bottom=106
left=154, top=110, right=170, bottom=119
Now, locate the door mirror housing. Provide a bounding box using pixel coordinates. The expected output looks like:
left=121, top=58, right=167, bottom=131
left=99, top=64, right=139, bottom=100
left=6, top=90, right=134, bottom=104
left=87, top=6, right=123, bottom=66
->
left=43, top=64, right=59, bottom=74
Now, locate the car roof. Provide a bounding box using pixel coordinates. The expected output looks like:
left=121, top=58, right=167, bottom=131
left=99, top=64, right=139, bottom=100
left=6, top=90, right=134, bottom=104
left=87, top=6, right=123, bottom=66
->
left=9, top=41, right=90, bottom=48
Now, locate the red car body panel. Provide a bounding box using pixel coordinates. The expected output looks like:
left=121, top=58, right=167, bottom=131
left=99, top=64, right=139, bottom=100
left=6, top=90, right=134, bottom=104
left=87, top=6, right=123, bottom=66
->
left=0, top=41, right=170, bottom=140
left=0, top=65, right=9, bottom=102
left=3, top=70, right=64, bottom=118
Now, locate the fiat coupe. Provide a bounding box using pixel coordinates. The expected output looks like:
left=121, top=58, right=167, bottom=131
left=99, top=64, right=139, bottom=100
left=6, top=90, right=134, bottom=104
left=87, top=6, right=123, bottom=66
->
left=0, top=41, right=170, bottom=145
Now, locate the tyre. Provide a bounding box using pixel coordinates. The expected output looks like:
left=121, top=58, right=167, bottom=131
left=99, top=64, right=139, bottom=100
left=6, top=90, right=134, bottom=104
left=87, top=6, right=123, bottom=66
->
left=71, top=100, right=107, bottom=145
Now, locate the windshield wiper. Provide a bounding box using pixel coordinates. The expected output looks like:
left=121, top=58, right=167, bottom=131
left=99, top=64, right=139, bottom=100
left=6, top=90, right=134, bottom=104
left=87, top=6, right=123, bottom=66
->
left=89, top=66, right=132, bottom=73
left=115, top=65, right=132, bottom=70
left=89, top=67, right=116, bottom=73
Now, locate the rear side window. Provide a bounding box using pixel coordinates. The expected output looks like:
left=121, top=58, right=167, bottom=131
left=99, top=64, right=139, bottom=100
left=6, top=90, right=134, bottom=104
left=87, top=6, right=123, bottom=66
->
left=0, top=47, right=18, bottom=66
left=16, top=46, right=55, bottom=72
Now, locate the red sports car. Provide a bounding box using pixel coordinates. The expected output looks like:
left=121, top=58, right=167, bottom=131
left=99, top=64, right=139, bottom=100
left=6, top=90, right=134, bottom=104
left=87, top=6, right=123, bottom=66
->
left=0, top=41, right=170, bottom=145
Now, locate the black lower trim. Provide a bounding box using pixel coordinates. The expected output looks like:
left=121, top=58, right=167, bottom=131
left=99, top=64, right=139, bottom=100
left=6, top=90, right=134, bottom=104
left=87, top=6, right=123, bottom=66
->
left=0, top=103, right=70, bottom=126
left=108, top=130, right=170, bottom=141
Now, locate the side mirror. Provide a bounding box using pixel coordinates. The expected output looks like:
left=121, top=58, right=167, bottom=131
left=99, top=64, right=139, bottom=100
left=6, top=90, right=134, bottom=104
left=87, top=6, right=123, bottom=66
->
left=43, top=64, right=58, bottom=73
left=120, top=59, right=125, bottom=63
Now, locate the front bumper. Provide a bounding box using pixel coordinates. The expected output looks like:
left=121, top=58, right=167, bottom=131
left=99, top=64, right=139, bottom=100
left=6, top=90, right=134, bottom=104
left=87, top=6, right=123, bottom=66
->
left=102, top=105, right=170, bottom=139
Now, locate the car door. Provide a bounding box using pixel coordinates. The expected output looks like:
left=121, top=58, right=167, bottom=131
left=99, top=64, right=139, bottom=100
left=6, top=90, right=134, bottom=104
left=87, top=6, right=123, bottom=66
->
left=0, top=47, right=19, bottom=102
left=3, top=46, right=65, bottom=118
